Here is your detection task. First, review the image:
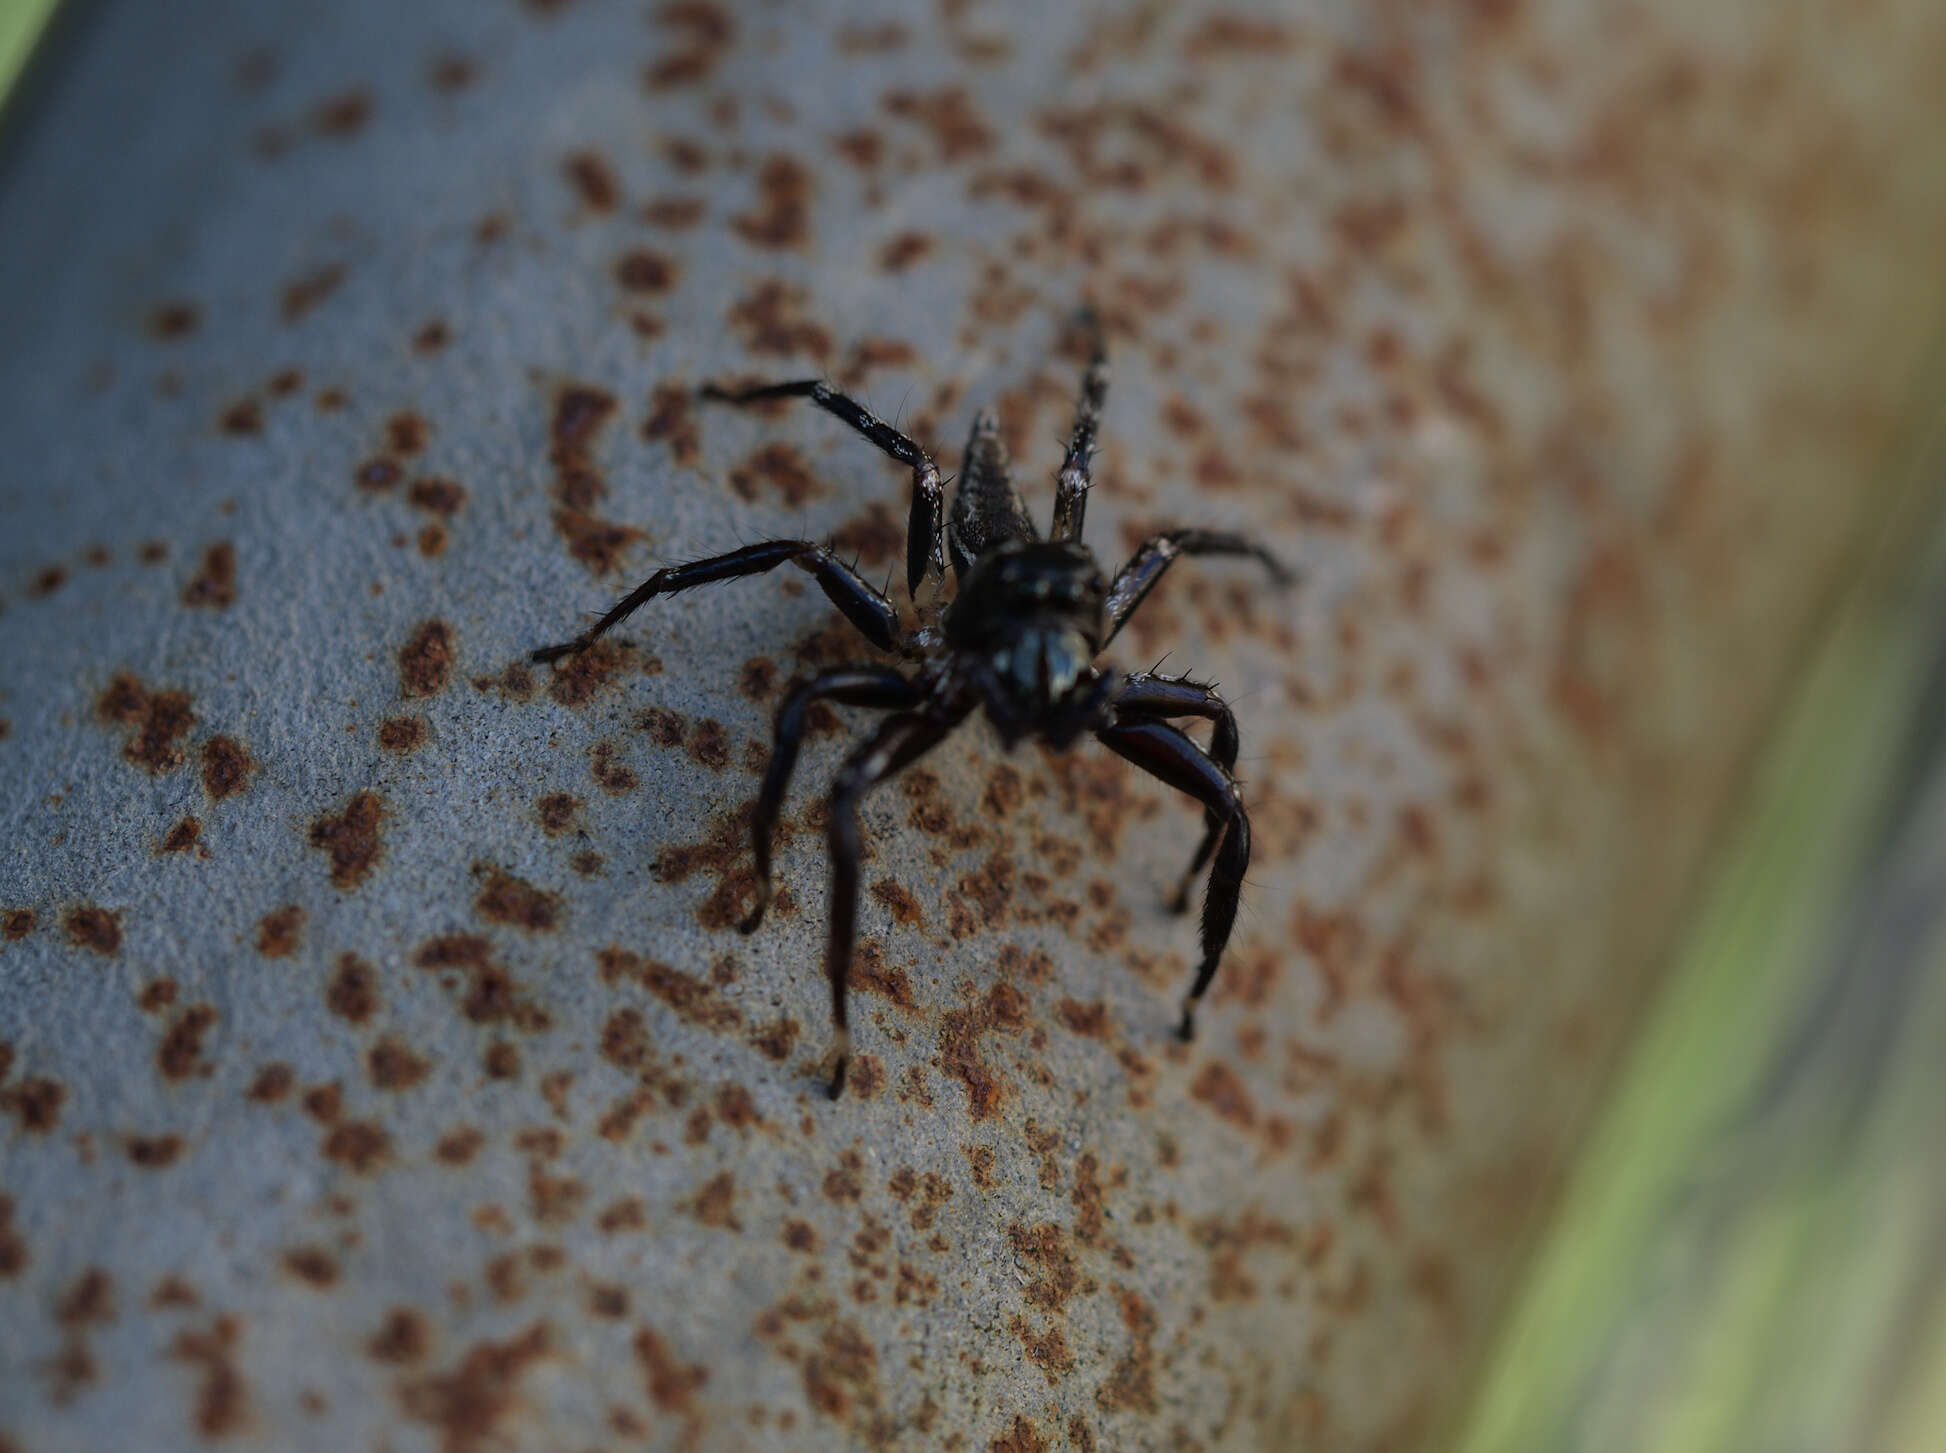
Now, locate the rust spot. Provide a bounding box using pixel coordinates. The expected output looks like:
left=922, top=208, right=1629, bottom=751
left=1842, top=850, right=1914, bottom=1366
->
left=563, top=150, right=619, bottom=211
left=883, top=89, right=995, bottom=162
left=1056, top=999, right=1109, bottom=1037
left=536, top=793, right=580, bottom=835
left=282, top=1246, right=339, bottom=1287
left=877, top=230, right=934, bottom=272
left=687, top=1171, right=740, bottom=1230
left=378, top=716, right=427, bottom=753
left=687, top=719, right=731, bottom=770
left=202, top=736, right=253, bottom=799
left=634, top=1325, right=708, bottom=1415
left=615, top=249, right=677, bottom=293
left=938, top=982, right=1027, bottom=1118
left=413, top=935, right=549, bottom=1030
left=368, top=1308, right=431, bottom=1364
left=400, top=1321, right=551, bottom=1453
left=728, top=442, right=825, bottom=507
left=321, top=1120, right=390, bottom=1173
left=992, top=1414, right=1052, bottom=1452
left=0, top=1195, right=25, bottom=1274
left=642, top=196, right=705, bottom=228
left=428, top=53, right=474, bottom=92
left=149, top=302, right=200, bottom=339
left=727, top=280, right=832, bottom=361
left=181, top=542, right=239, bottom=608
left=281, top=262, right=346, bottom=322
left=169, top=1317, right=248, bottom=1437
left=732, top=153, right=812, bottom=248
left=157, top=1004, right=218, bottom=1080
left=138, top=978, right=178, bottom=1012
left=1, top=1077, right=63, bottom=1132
left=2, top=908, right=34, bottom=940
left=542, top=639, right=636, bottom=708
left=255, top=905, right=305, bottom=957
left=386, top=412, right=430, bottom=456
left=96, top=672, right=195, bottom=774
left=56, top=1267, right=113, bottom=1328
left=326, top=955, right=379, bottom=1023
left=312, top=88, right=372, bottom=137
left=1094, top=1287, right=1159, bottom=1413
left=1010, top=1222, right=1083, bottom=1312
left=645, top=1, right=735, bottom=89
left=407, top=477, right=465, bottom=516
left=413, top=318, right=451, bottom=353
left=642, top=382, right=700, bottom=465
left=473, top=864, right=561, bottom=932
left=127, top=1134, right=184, bottom=1167
left=29, top=564, right=66, bottom=597
left=159, top=816, right=202, bottom=854
left=800, top=1320, right=879, bottom=1424
left=1190, top=1061, right=1257, bottom=1127
left=220, top=398, right=263, bottom=435
left=548, top=384, right=641, bottom=574
left=247, top=1064, right=294, bottom=1102
left=598, top=947, right=741, bottom=1031
left=399, top=620, right=456, bottom=697
left=64, top=905, right=121, bottom=956
left=308, top=790, right=386, bottom=890
left=436, top=1128, right=484, bottom=1165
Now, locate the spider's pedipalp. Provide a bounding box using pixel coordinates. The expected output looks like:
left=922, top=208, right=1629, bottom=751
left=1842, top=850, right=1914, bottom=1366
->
left=1102, top=528, right=1293, bottom=647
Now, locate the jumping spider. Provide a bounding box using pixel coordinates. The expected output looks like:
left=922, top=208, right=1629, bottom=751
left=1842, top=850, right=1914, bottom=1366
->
left=533, top=312, right=1290, bottom=1098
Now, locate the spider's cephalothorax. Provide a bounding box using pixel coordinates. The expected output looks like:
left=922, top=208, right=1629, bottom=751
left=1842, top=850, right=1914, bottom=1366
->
left=533, top=311, right=1291, bottom=1098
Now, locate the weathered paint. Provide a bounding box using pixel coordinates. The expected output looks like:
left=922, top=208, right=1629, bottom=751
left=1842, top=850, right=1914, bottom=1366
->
left=3, top=0, right=1946, bottom=1448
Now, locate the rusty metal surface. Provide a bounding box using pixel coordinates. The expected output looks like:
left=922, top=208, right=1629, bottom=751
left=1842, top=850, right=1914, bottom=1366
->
left=3, top=1, right=1945, bottom=1449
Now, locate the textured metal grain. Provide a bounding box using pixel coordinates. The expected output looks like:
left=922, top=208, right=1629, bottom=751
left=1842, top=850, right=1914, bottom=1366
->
left=3, top=1, right=1946, bottom=1450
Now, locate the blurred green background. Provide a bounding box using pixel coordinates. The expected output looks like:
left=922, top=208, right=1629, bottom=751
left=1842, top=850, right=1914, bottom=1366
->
left=4, top=1, right=1943, bottom=1447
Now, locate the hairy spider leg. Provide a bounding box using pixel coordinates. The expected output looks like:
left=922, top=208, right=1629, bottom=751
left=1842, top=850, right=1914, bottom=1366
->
left=1050, top=308, right=1107, bottom=544
left=1102, top=529, right=1294, bottom=647
left=1095, top=718, right=1251, bottom=1042
left=741, top=667, right=921, bottom=934
left=700, top=379, right=945, bottom=597
left=529, top=540, right=900, bottom=664
left=825, top=710, right=964, bottom=1098
left=1110, top=673, right=1240, bottom=912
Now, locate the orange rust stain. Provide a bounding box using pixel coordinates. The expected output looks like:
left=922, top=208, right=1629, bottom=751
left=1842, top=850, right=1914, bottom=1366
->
left=938, top=982, right=1028, bottom=1118
left=2, top=1077, right=64, bottom=1132
left=731, top=154, right=811, bottom=248
left=1191, top=1061, right=1258, bottom=1128
left=399, top=1320, right=551, bottom=1453
left=64, top=905, right=121, bottom=956
left=255, top=905, right=305, bottom=958
left=320, top=1120, right=390, bottom=1173
left=633, top=1325, right=708, bottom=1415
left=377, top=716, right=427, bottom=753
left=687, top=1171, right=741, bottom=1230
left=281, top=262, right=346, bottom=323
left=472, top=864, right=562, bottom=932
left=309, top=791, right=386, bottom=890
left=726, top=280, right=832, bottom=362
left=159, top=816, right=202, bottom=854
left=399, top=620, right=456, bottom=697
left=562, top=151, right=619, bottom=211
left=368, top=1037, right=430, bottom=1091
left=169, top=1316, right=249, bottom=1437
left=156, top=1004, right=218, bottom=1080
left=181, top=542, right=238, bottom=608
left=326, top=955, right=379, bottom=1023
left=202, top=736, right=253, bottom=799
left=642, top=382, right=700, bottom=465
left=368, top=1308, right=431, bottom=1365
left=96, top=672, right=194, bottom=774
left=728, top=442, right=825, bottom=507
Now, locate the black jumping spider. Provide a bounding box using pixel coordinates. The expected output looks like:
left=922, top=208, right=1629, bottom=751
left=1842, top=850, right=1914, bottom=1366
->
left=534, top=312, right=1290, bottom=1098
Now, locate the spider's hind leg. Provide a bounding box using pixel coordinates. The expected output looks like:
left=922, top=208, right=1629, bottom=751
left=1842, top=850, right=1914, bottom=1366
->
left=742, top=667, right=919, bottom=934
left=1096, top=717, right=1251, bottom=1043
left=1109, top=672, right=1240, bottom=913
left=822, top=710, right=961, bottom=1098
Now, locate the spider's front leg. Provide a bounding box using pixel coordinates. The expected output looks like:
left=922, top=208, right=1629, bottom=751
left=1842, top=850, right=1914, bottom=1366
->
left=1095, top=717, right=1251, bottom=1042
left=823, top=710, right=960, bottom=1099
left=530, top=540, right=899, bottom=664
left=1049, top=306, right=1107, bottom=544
left=700, top=379, right=945, bottom=598
left=1109, top=673, right=1240, bottom=913
left=1102, top=529, right=1293, bottom=648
